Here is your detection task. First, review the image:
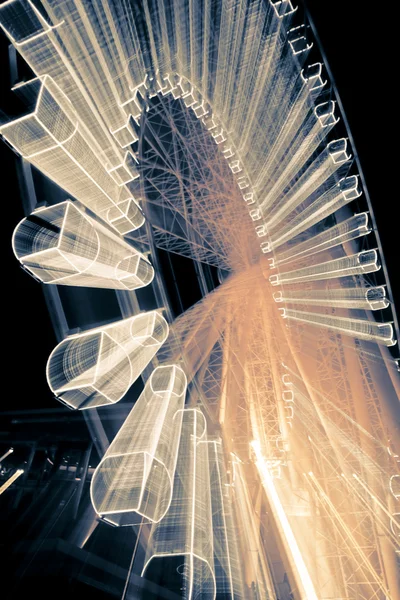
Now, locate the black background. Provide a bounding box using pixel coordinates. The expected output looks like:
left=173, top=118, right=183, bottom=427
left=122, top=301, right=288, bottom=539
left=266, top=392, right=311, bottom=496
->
left=305, top=0, right=398, bottom=303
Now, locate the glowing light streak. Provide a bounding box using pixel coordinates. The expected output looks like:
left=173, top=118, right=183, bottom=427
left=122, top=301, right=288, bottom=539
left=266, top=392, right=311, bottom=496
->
left=230, top=454, right=276, bottom=599
left=274, top=285, right=388, bottom=311
left=351, top=473, right=400, bottom=531
left=0, top=469, right=24, bottom=495
left=0, top=448, right=14, bottom=463
left=12, top=201, right=153, bottom=289
left=273, top=213, right=371, bottom=267
left=91, top=365, right=187, bottom=525
left=335, top=474, right=399, bottom=550
left=269, top=250, right=380, bottom=286
left=208, top=440, right=246, bottom=598
left=268, top=176, right=362, bottom=250
left=306, top=471, right=391, bottom=597
left=143, top=409, right=216, bottom=600
left=251, top=440, right=318, bottom=600
left=47, top=311, right=169, bottom=409
left=282, top=310, right=396, bottom=346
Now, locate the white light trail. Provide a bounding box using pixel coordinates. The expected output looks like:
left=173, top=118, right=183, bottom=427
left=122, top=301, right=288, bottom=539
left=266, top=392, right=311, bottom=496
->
left=0, top=469, right=24, bottom=495
left=0, top=448, right=14, bottom=463
left=250, top=440, right=318, bottom=600
left=306, top=471, right=390, bottom=597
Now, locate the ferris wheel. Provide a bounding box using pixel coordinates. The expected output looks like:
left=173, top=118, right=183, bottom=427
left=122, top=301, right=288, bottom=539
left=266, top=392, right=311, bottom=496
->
left=1, top=1, right=399, bottom=599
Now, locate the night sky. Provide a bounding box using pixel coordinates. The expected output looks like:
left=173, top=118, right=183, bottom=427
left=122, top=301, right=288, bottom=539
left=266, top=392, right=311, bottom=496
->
left=305, top=0, right=398, bottom=306
left=2, top=2, right=398, bottom=415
